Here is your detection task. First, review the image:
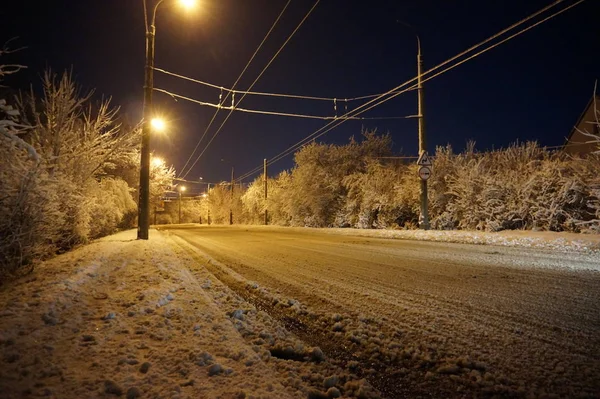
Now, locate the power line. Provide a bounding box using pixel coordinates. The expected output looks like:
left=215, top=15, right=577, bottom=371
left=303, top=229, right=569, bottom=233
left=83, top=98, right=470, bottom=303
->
left=235, top=0, right=584, bottom=182
left=153, top=66, right=416, bottom=102
left=179, top=0, right=292, bottom=178
left=155, top=0, right=570, bottom=112
left=181, top=0, right=321, bottom=180
left=154, top=87, right=417, bottom=120
left=239, top=0, right=580, bottom=180
left=236, top=0, right=580, bottom=181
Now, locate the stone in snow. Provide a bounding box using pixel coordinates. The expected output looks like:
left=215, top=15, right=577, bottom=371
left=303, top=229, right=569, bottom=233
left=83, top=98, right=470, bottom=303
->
left=231, top=309, right=244, bottom=320
left=208, top=363, right=223, bottom=376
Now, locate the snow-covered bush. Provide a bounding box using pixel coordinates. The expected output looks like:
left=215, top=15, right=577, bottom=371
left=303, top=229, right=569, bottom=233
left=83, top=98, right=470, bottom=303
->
left=426, top=141, right=599, bottom=232
left=203, top=183, right=244, bottom=224
left=235, top=132, right=599, bottom=233
left=17, top=72, right=140, bottom=244
left=343, top=160, right=406, bottom=228
left=1, top=67, right=140, bottom=279
left=87, top=178, right=137, bottom=237
left=284, top=131, right=392, bottom=227
left=266, top=170, right=294, bottom=226
left=241, top=174, right=267, bottom=224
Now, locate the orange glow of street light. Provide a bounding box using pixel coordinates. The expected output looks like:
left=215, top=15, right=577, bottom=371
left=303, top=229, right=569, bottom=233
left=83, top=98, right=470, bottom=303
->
left=179, top=0, right=197, bottom=10
left=151, top=118, right=166, bottom=132
left=180, top=186, right=186, bottom=192
left=151, top=157, right=165, bottom=168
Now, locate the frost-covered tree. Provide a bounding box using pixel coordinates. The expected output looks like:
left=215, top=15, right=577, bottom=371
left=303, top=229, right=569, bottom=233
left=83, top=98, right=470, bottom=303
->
left=266, top=170, right=294, bottom=225
left=1, top=65, right=142, bottom=279
left=241, top=174, right=268, bottom=224
left=14, top=71, right=140, bottom=246
left=147, top=157, right=176, bottom=225
left=288, top=131, right=392, bottom=227
left=204, top=183, right=244, bottom=224
left=343, top=160, right=399, bottom=228
left=424, top=141, right=599, bottom=232
left=0, top=53, right=47, bottom=276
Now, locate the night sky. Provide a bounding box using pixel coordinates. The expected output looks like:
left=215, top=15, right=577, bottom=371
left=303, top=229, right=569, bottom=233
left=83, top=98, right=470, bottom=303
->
left=1, top=0, right=598, bottom=193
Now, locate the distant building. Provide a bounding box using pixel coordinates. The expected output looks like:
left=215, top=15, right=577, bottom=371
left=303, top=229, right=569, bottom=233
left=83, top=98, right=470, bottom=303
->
left=563, top=95, right=600, bottom=156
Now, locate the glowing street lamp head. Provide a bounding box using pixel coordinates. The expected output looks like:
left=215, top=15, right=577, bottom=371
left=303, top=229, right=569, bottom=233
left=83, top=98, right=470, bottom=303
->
left=151, top=157, right=165, bottom=167
left=179, top=0, right=197, bottom=10
left=150, top=118, right=166, bottom=132
left=180, top=185, right=186, bottom=192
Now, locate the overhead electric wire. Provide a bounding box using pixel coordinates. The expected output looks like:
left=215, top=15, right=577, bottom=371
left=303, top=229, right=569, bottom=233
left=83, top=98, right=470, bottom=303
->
left=142, top=0, right=149, bottom=32
left=178, top=0, right=292, bottom=179
left=181, top=0, right=321, bottom=180
left=154, top=87, right=417, bottom=120
left=235, top=0, right=585, bottom=182
left=153, top=66, right=416, bottom=102
left=238, top=0, right=582, bottom=181
left=154, top=0, right=571, bottom=109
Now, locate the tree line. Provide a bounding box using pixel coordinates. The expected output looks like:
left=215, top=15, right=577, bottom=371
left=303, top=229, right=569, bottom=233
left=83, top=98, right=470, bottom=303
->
left=175, top=131, right=599, bottom=233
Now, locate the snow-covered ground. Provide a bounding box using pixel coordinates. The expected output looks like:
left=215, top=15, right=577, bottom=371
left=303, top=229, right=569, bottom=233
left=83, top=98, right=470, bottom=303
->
left=227, top=224, right=600, bottom=254
left=1, top=226, right=599, bottom=398
left=0, top=229, right=378, bottom=399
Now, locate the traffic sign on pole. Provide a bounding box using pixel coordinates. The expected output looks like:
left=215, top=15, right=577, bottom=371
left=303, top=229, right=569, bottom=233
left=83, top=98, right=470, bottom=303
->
left=417, top=152, right=432, bottom=167
left=418, top=166, right=432, bottom=180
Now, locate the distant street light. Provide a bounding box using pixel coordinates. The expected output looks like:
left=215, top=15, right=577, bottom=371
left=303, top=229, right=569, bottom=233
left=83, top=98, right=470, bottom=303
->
left=138, top=0, right=198, bottom=240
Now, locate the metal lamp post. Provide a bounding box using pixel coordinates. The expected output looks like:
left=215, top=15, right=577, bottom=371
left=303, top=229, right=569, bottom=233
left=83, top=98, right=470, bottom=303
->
left=138, top=0, right=196, bottom=240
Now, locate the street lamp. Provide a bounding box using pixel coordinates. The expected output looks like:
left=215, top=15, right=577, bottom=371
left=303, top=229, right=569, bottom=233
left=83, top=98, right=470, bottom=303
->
left=150, top=117, right=166, bottom=132
left=138, top=0, right=197, bottom=240
left=151, top=156, right=165, bottom=168
left=178, top=185, right=186, bottom=224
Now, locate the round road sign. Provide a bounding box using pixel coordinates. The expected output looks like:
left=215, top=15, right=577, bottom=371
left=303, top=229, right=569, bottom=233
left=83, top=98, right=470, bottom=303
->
left=418, top=166, right=431, bottom=180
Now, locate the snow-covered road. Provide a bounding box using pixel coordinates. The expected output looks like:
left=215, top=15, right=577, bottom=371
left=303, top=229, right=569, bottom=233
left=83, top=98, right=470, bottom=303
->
left=0, top=225, right=598, bottom=398
left=163, top=225, right=600, bottom=398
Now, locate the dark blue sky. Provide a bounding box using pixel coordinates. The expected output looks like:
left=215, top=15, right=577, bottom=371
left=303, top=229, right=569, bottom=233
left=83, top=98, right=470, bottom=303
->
left=1, top=0, right=598, bottom=193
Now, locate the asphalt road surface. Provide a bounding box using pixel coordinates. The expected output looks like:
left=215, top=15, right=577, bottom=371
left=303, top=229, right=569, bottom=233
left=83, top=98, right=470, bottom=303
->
left=160, top=225, right=600, bottom=398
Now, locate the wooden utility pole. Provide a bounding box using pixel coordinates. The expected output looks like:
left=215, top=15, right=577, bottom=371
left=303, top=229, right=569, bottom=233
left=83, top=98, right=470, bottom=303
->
left=264, top=158, right=268, bottom=225
left=229, top=167, right=234, bottom=225
left=178, top=191, right=182, bottom=224
left=417, top=37, right=430, bottom=230
left=207, top=183, right=210, bottom=225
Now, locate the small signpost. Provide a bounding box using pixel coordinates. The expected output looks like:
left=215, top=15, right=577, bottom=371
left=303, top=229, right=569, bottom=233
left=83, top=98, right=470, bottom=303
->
left=417, top=152, right=433, bottom=181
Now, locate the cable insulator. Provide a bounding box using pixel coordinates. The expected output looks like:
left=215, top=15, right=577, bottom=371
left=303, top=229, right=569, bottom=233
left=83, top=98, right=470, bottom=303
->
left=333, top=98, right=337, bottom=118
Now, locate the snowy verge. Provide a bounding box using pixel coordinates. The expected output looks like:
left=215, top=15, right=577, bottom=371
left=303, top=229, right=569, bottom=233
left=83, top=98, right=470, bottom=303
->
left=0, top=229, right=382, bottom=399
left=180, top=223, right=600, bottom=254
left=0, top=229, right=299, bottom=398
